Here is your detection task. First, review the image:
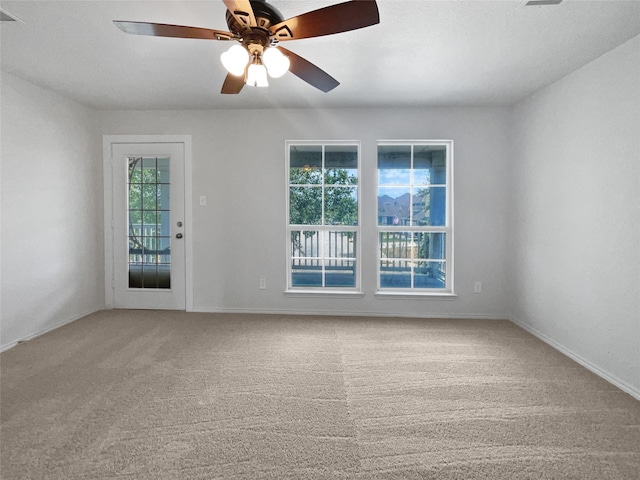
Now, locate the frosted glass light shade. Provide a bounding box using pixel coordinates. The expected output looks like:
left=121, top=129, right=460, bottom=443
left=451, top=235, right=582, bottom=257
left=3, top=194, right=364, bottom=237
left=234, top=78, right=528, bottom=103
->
left=263, top=48, right=290, bottom=78
left=221, top=45, right=249, bottom=76
left=246, top=63, right=269, bottom=87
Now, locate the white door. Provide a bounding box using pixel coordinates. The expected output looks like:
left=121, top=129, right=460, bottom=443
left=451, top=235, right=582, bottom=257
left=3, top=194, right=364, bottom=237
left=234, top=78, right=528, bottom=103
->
left=111, top=142, right=186, bottom=309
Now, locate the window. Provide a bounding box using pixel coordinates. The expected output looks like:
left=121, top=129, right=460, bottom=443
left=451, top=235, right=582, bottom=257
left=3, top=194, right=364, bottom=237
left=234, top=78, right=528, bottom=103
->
left=377, top=141, right=453, bottom=293
left=287, top=142, right=360, bottom=291
left=127, top=157, right=171, bottom=289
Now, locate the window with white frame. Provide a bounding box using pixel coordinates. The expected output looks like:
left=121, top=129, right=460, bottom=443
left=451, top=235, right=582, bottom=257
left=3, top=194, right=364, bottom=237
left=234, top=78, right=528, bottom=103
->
left=377, top=141, right=453, bottom=293
left=287, top=142, right=360, bottom=290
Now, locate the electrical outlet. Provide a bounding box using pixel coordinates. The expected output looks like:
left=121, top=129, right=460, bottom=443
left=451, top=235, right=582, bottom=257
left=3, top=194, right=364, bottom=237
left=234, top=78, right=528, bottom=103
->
left=259, top=277, right=266, bottom=290
left=474, top=281, right=482, bottom=293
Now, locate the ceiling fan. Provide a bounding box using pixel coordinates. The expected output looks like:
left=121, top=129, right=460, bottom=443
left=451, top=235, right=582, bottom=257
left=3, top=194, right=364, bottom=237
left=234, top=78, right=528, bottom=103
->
left=114, top=0, right=379, bottom=94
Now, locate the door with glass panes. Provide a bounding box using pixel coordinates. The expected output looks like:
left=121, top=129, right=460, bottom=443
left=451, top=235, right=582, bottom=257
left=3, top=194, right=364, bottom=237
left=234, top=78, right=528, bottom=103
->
left=111, top=142, right=186, bottom=309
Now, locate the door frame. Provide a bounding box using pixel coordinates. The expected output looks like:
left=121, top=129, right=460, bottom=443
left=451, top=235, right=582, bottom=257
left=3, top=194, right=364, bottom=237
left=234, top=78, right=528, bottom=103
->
left=103, top=135, right=193, bottom=311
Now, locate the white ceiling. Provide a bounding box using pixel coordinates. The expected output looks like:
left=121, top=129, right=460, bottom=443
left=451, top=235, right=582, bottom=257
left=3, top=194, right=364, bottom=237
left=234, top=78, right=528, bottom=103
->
left=1, top=0, right=639, bottom=110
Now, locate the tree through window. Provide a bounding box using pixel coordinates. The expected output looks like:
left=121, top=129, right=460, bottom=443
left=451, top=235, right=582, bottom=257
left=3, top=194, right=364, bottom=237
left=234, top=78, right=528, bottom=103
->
left=287, top=142, right=360, bottom=290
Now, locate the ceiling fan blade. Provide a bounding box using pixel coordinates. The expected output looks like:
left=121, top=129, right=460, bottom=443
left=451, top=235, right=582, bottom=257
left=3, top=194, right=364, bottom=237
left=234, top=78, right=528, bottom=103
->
left=114, top=21, right=235, bottom=40
left=221, top=73, right=245, bottom=94
left=270, top=0, right=379, bottom=41
left=277, top=46, right=339, bottom=93
left=222, top=0, right=257, bottom=29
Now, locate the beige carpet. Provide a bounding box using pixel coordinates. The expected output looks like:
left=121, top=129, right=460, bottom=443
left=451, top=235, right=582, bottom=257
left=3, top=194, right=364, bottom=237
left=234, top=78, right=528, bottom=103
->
left=1, top=310, right=638, bottom=479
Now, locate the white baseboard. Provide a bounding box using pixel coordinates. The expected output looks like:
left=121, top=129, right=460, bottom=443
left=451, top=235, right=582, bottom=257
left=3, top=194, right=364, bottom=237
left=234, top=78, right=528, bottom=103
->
left=510, top=316, right=640, bottom=401
left=191, top=306, right=510, bottom=321
left=0, top=306, right=104, bottom=353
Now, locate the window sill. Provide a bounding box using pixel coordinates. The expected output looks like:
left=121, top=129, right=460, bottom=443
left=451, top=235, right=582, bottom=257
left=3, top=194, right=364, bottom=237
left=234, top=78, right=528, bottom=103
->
left=375, top=291, right=457, bottom=299
left=284, top=289, right=365, bottom=298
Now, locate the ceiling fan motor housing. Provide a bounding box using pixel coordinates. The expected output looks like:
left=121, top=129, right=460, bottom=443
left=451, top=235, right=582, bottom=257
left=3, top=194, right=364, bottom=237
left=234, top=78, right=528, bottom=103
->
left=226, top=0, right=284, bottom=49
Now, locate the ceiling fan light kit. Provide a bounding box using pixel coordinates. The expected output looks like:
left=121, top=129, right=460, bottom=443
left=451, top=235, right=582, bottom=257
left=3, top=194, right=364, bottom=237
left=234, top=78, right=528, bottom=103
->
left=246, top=58, right=269, bottom=87
left=262, top=47, right=289, bottom=78
left=114, top=0, right=379, bottom=95
left=220, top=44, right=249, bottom=76
left=221, top=43, right=290, bottom=85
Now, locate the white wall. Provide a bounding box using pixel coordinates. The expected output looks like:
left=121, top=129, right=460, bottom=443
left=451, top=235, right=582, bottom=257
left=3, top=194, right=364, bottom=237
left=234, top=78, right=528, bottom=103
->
left=509, top=36, right=640, bottom=396
left=98, top=106, right=511, bottom=319
left=0, top=71, right=104, bottom=349
left=2, top=34, right=637, bottom=397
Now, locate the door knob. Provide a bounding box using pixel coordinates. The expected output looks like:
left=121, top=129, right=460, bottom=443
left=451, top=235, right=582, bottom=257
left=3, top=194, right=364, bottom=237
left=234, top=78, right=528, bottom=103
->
left=176, top=233, right=183, bottom=239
